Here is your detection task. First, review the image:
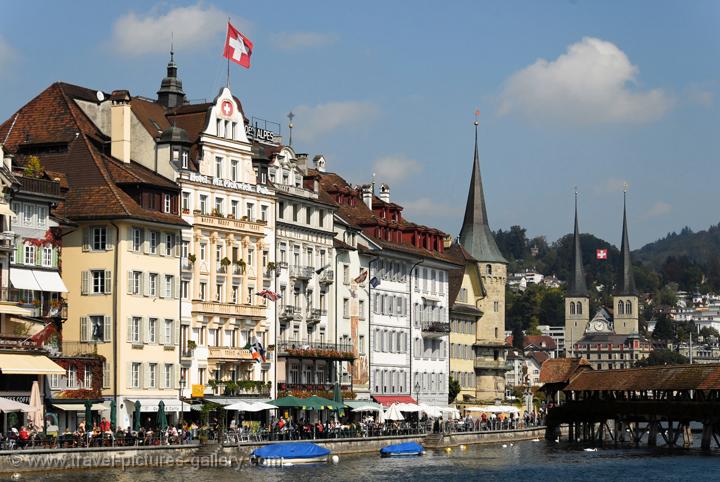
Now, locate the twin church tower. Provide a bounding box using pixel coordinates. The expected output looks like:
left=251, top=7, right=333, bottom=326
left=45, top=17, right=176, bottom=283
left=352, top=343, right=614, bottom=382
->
left=564, top=190, right=639, bottom=353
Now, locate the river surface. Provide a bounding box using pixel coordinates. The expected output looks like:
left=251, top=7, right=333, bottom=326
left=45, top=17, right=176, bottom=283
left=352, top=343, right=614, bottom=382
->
left=12, top=440, right=720, bottom=482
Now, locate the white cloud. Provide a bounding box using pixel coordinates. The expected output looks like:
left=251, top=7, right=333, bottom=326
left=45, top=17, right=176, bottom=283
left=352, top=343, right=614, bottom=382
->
left=372, top=156, right=423, bottom=184
left=684, top=85, right=715, bottom=107
left=400, top=197, right=462, bottom=219
left=292, top=101, right=378, bottom=142
left=270, top=32, right=337, bottom=51
left=112, top=4, right=237, bottom=56
left=499, top=37, right=672, bottom=125
left=0, top=37, right=15, bottom=70
left=647, top=201, right=672, bottom=218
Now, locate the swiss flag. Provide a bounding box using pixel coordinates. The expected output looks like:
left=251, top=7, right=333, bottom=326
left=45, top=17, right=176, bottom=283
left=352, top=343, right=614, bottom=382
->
left=223, top=22, right=253, bottom=69
left=596, top=249, right=608, bottom=260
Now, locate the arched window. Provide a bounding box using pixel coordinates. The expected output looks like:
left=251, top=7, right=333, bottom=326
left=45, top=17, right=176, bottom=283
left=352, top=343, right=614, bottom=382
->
left=618, top=300, right=625, bottom=315
left=570, top=302, right=576, bottom=315
left=486, top=264, right=492, bottom=275
left=626, top=300, right=632, bottom=315
left=577, top=302, right=582, bottom=315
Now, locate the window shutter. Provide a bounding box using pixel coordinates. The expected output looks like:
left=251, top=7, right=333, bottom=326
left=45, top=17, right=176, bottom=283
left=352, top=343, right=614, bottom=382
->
left=140, top=317, right=145, bottom=344
left=174, top=235, right=181, bottom=257
left=170, top=365, right=176, bottom=389
left=144, top=273, right=150, bottom=297
left=127, top=271, right=133, bottom=295
left=145, top=318, right=151, bottom=344
left=104, top=270, right=112, bottom=294
left=15, top=243, right=23, bottom=264
left=143, top=229, right=149, bottom=254
left=159, top=276, right=165, bottom=298
left=174, top=277, right=180, bottom=299
left=128, top=227, right=134, bottom=251
left=106, top=227, right=114, bottom=251
left=155, top=320, right=160, bottom=345
left=138, top=273, right=144, bottom=297
left=159, top=366, right=165, bottom=389
left=143, top=363, right=149, bottom=389
left=127, top=363, right=133, bottom=389
left=81, top=271, right=88, bottom=295
left=103, top=316, right=111, bottom=342
left=80, top=317, right=88, bottom=342
left=127, top=317, right=133, bottom=343
left=82, top=227, right=90, bottom=251
left=174, top=320, right=180, bottom=345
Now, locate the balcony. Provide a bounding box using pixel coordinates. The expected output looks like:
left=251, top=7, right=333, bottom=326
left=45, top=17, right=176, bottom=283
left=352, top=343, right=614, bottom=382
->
left=421, top=320, right=451, bottom=338
left=193, top=300, right=266, bottom=319
left=195, top=214, right=265, bottom=233
left=60, top=341, right=100, bottom=357
left=208, top=346, right=254, bottom=362
left=290, top=265, right=314, bottom=280
left=474, top=358, right=510, bottom=371
left=319, top=270, right=334, bottom=285
left=278, top=261, right=289, bottom=269
left=17, top=176, right=61, bottom=198
left=306, top=308, right=323, bottom=324
left=279, top=305, right=301, bottom=321
left=0, top=231, right=14, bottom=251
left=277, top=341, right=354, bottom=361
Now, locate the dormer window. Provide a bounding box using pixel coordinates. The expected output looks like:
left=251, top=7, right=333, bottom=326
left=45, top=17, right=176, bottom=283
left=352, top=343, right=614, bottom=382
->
left=163, top=194, right=171, bottom=214
left=217, top=119, right=224, bottom=137
left=172, top=148, right=180, bottom=161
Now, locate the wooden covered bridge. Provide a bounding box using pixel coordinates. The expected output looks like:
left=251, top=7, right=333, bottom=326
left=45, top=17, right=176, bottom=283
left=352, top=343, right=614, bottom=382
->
left=544, top=363, right=720, bottom=450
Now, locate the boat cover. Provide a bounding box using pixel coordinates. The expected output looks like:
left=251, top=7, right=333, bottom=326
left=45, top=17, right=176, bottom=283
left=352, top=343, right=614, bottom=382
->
left=380, top=441, right=424, bottom=455
left=252, top=442, right=331, bottom=459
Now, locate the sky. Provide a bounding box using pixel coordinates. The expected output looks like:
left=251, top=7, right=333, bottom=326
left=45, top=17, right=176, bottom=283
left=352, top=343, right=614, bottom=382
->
left=1, top=0, right=718, bottom=248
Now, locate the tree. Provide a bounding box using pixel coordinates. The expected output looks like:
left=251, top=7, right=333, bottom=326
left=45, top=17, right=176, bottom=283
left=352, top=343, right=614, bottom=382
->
left=652, top=313, right=674, bottom=341
left=448, top=377, right=461, bottom=404
left=511, top=322, right=524, bottom=350
left=23, top=155, right=44, bottom=178
left=700, top=326, right=720, bottom=339
left=635, top=349, right=688, bottom=367
left=539, top=288, right=565, bottom=326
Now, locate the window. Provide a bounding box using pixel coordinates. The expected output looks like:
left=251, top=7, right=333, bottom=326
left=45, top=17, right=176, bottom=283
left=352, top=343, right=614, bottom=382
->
left=163, top=194, right=171, bottom=213
left=343, top=298, right=350, bottom=318
left=164, top=275, right=174, bottom=298
left=626, top=300, right=633, bottom=315
left=92, top=227, right=107, bottom=250
left=216, top=283, right=223, bottom=302
left=278, top=201, right=285, bottom=219
left=164, top=364, right=173, bottom=389
left=131, top=317, right=142, bottom=344
left=214, top=198, right=224, bottom=216
left=89, top=315, right=105, bottom=342
left=215, top=157, right=223, bottom=178
left=493, top=301, right=499, bottom=312
left=618, top=300, right=625, bottom=315
left=231, top=160, right=239, bottom=181
left=165, top=320, right=174, bottom=345
left=148, top=318, right=157, bottom=344
left=261, top=205, right=268, bottom=222
left=246, top=203, right=254, bottom=221
left=343, top=265, right=350, bottom=284
left=149, top=273, right=158, bottom=297
left=199, top=195, right=208, bottom=214
left=181, top=151, right=189, bottom=169
left=102, top=362, right=110, bottom=389
left=132, top=228, right=143, bottom=251
left=91, top=270, right=107, bottom=294
left=292, top=204, right=299, bottom=222
left=24, top=244, right=35, bottom=265
left=318, top=210, right=324, bottom=227
left=131, top=363, right=141, bottom=388
left=486, top=264, right=492, bottom=275
left=23, top=204, right=34, bottom=225
left=306, top=207, right=312, bottom=224
left=577, top=303, right=583, bottom=315
left=181, top=280, right=189, bottom=299
left=181, top=192, right=190, bottom=213
left=200, top=282, right=207, bottom=301
left=232, top=285, right=238, bottom=304
left=148, top=364, right=157, bottom=388
left=149, top=231, right=159, bottom=254
left=37, top=206, right=47, bottom=227
left=231, top=200, right=239, bottom=218
left=200, top=243, right=207, bottom=261
left=570, top=301, right=576, bottom=315
left=130, top=271, right=142, bottom=295
left=165, top=233, right=175, bottom=256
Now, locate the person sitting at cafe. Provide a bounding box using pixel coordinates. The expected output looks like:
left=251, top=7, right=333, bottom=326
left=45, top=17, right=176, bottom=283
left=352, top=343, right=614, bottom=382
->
left=18, top=426, right=30, bottom=448
left=100, top=417, right=111, bottom=433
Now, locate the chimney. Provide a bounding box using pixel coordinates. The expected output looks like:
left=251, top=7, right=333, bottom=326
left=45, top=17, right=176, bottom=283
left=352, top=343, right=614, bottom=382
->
left=379, top=183, right=390, bottom=203
left=110, top=90, right=131, bottom=163
left=296, top=153, right=308, bottom=172
left=361, top=184, right=373, bottom=209
left=0, top=144, right=8, bottom=171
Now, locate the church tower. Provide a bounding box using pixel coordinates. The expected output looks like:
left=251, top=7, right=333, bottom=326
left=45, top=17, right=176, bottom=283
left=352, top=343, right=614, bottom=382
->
left=459, top=118, right=507, bottom=345
left=565, top=191, right=590, bottom=355
left=157, top=48, right=187, bottom=108
left=613, top=189, right=639, bottom=335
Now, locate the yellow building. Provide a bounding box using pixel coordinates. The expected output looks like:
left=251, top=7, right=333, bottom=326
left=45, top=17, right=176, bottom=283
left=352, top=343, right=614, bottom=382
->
left=0, top=83, right=188, bottom=428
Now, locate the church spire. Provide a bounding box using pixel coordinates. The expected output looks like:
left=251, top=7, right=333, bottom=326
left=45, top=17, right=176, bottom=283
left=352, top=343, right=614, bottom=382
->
left=458, top=114, right=506, bottom=264
left=567, top=189, right=588, bottom=297
left=616, top=186, right=637, bottom=295
left=157, top=42, right=187, bottom=109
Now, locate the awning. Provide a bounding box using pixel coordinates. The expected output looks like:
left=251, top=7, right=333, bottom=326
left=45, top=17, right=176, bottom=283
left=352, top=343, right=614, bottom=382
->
left=0, top=353, right=65, bottom=375
left=9, top=268, right=41, bottom=291
left=52, top=403, right=107, bottom=411
left=206, top=397, right=271, bottom=406
left=0, top=203, right=15, bottom=217
left=0, top=397, right=31, bottom=413
left=372, top=395, right=417, bottom=408
left=345, top=400, right=383, bottom=411
left=0, top=303, right=34, bottom=316
left=125, top=398, right=189, bottom=412
left=32, top=271, right=68, bottom=293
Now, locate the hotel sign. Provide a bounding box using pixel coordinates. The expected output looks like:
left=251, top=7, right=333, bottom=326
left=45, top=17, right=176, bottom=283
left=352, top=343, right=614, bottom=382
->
left=245, top=124, right=276, bottom=142
left=186, top=172, right=273, bottom=196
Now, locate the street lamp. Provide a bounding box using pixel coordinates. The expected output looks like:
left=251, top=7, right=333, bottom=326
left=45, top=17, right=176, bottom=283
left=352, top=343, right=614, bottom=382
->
left=179, top=376, right=186, bottom=424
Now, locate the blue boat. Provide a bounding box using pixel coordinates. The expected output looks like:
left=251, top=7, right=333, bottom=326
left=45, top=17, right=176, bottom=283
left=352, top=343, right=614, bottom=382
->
left=380, top=441, right=425, bottom=457
left=251, top=442, right=331, bottom=466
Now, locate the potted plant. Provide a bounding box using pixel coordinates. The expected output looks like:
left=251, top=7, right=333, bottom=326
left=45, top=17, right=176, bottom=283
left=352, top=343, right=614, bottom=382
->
left=220, top=257, right=231, bottom=272
left=187, top=340, right=197, bottom=351
left=182, top=208, right=190, bottom=214
left=234, top=258, right=246, bottom=274
left=187, top=254, right=196, bottom=264
left=211, top=208, right=223, bottom=217
left=266, top=261, right=277, bottom=273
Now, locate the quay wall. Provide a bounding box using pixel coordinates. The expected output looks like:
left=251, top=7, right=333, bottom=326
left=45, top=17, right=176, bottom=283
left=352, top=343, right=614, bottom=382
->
left=0, top=428, right=546, bottom=474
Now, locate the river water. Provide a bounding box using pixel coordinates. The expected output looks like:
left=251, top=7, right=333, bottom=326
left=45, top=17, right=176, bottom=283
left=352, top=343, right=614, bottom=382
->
left=15, top=440, right=720, bottom=482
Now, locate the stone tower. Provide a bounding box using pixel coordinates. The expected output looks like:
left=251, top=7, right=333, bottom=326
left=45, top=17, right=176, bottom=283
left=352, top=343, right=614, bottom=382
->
left=613, top=190, right=639, bottom=335
left=157, top=48, right=187, bottom=108
left=565, top=192, right=590, bottom=355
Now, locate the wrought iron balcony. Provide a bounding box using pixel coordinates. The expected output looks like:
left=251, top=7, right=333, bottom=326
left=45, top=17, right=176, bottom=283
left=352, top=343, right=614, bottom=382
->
left=277, top=341, right=354, bottom=360
left=319, top=270, right=334, bottom=285
left=207, top=346, right=254, bottom=362
left=290, top=265, right=313, bottom=280
left=0, top=231, right=14, bottom=251
left=279, top=305, right=301, bottom=321
left=421, top=320, right=451, bottom=338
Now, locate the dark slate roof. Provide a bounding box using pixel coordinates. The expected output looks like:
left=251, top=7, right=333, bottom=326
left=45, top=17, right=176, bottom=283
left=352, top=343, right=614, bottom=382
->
left=615, top=192, right=637, bottom=295
left=567, top=194, right=589, bottom=297
left=458, top=124, right=506, bottom=264
left=564, top=364, right=720, bottom=392
left=158, top=125, right=190, bottom=144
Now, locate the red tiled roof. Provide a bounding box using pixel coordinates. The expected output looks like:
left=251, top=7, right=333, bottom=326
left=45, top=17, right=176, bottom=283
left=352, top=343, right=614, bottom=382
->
left=539, top=358, right=591, bottom=384
left=564, top=364, right=720, bottom=392
left=372, top=395, right=417, bottom=407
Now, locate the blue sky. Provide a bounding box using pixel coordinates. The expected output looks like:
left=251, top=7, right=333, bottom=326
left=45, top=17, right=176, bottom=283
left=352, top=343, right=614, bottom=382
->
left=1, top=1, right=718, bottom=248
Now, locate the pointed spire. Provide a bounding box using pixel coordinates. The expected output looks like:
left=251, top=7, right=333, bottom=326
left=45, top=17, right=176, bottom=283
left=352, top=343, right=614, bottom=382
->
left=157, top=42, right=186, bottom=109
left=616, top=185, right=637, bottom=295
left=567, top=188, right=588, bottom=297
left=458, top=113, right=507, bottom=264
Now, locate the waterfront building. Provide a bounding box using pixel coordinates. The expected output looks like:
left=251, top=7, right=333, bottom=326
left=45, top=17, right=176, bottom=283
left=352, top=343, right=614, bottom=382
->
left=270, top=148, right=344, bottom=398
left=0, top=82, right=187, bottom=427
left=457, top=121, right=508, bottom=403
left=316, top=169, right=458, bottom=407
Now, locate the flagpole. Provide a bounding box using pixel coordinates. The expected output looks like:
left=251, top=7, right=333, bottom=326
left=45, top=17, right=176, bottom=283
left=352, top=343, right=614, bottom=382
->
left=226, top=17, right=231, bottom=88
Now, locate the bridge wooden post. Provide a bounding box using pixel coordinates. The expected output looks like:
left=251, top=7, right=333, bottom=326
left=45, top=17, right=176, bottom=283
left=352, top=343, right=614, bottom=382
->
left=682, top=422, right=692, bottom=448
left=598, top=420, right=604, bottom=447
left=701, top=421, right=712, bottom=451
left=648, top=419, right=657, bottom=447
left=614, top=420, right=622, bottom=446
left=568, top=422, right=574, bottom=442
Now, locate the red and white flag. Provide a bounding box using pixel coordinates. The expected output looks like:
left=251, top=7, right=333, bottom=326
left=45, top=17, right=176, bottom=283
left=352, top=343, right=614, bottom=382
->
left=596, top=249, right=608, bottom=260
left=256, top=289, right=280, bottom=301
left=353, top=270, right=368, bottom=284
left=223, top=22, right=253, bottom=68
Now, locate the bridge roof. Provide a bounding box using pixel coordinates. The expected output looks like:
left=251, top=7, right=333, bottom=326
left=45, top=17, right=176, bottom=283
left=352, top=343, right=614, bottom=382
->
left=564, top=364, right=720, bottom=392
left=539, top=358, right=591, bottom=384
